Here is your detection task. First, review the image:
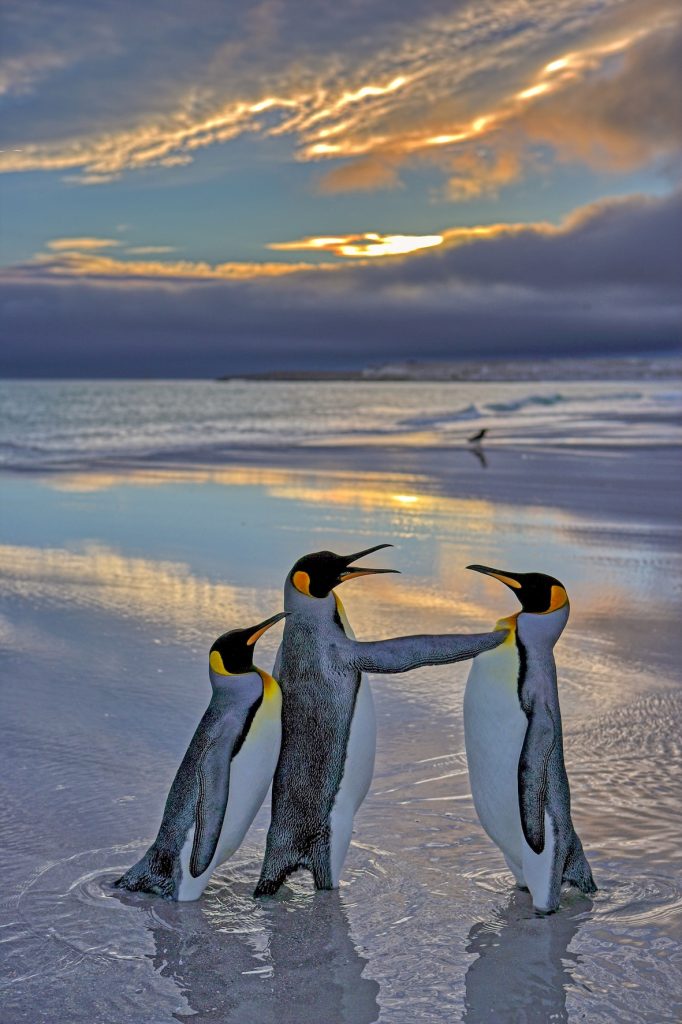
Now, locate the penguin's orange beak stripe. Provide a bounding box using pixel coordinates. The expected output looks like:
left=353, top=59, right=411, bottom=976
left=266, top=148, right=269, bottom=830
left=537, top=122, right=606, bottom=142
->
left=246, top=612, right=287, bottom=645
left=466, top=565, right=522, bottom=589
left=487, top=572, right=522, bottom=589
left=338, top=567, right=399, bottom=582
left=246, top=623, right=274, bottom=645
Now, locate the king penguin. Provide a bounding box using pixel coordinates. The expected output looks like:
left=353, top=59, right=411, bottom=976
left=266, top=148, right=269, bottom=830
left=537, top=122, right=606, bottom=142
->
left=254, top=545, right=507, bottom=896
left=115, top=612, right=285, bottom=901
left=463, top=566, right=596, bottom=913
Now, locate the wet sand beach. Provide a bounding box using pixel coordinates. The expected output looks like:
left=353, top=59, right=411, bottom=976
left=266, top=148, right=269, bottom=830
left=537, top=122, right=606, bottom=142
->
left=1, top=381, right=681, bottom=1023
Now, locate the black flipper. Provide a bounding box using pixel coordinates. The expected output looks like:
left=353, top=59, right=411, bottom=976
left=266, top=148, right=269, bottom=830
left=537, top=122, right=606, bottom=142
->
left=351, top=630, right=507, bottom=674
left=189, top=737, right=233, bottom=877
left=518, top=702, right=557, bottom=855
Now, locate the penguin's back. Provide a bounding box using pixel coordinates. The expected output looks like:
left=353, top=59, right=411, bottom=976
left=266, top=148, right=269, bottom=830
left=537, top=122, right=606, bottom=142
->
left=274, top=621, right=358, bottom=831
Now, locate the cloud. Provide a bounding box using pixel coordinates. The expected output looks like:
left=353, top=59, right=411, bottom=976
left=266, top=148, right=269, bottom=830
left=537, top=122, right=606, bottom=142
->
left=46, top=237, right=121, bottom=251
left=24, top=248, right=335, bottom=281
left=312, top=7, right=682, bottom=196
left=517, top=20, right=682, bottom=172
left=3, top=0, right=675, bottom=194
left=0, top=50, right=71, bottom=97
left=444, top=143, right=527, bottom=201
left=124, top=245, right=177, bottom=255
left=315, top=156, right=403, bottom=194
left=1, top=190, right=679, bottom=376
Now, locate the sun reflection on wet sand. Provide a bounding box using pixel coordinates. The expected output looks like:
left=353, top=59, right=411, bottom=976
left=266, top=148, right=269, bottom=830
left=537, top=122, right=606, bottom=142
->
left=3, top=458, right=677, bottom=724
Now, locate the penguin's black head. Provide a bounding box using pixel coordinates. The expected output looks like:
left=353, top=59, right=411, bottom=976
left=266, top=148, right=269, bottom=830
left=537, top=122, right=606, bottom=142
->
left=289, top=544, right=399, bottom=599
left=466, top=566, right=569, bottom=614
left=209, top=612, right=286, bottom=675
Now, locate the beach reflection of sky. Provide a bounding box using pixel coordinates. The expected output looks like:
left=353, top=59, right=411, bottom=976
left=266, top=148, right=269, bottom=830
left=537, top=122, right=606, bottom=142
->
left=2, top=461, right=681, bottom=1024
left=1, top=463, right=678, bottom=653
left=2, top=462, right=679, bottom=717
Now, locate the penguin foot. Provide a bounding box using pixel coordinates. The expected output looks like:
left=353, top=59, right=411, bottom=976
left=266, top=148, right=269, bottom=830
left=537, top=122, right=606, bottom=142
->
left=254, top=873, right=289, bottom=897
left=563, top=842, right=597, bottom=894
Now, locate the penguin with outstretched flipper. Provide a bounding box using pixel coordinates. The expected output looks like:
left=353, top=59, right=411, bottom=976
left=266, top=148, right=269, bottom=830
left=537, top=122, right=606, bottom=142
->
left=115, top=612, right=285, bottom=901
left=463, top=566, right=596, bottom=913
left=255, top=545, right=507, bottom=896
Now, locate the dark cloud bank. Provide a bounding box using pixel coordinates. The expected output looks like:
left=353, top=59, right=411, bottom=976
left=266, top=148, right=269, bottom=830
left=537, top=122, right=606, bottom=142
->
left=1, top=191, right=680, bottom=377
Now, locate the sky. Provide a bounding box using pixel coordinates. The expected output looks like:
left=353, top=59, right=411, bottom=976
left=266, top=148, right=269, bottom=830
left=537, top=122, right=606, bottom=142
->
left=1, top=0, right=680, bottom=376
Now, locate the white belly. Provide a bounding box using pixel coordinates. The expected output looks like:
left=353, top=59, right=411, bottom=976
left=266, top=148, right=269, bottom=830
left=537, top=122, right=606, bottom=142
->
left=177, top=689, right=282, bottom=901
left=328, top=674, right=376, bottom=885
left=463, top=638, right=527, bottom=868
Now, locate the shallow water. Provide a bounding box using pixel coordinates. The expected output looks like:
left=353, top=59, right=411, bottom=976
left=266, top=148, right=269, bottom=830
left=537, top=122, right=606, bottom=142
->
left=1, top=435, right=681, bottom=1022
left=1, top=378, right=680, bottom=466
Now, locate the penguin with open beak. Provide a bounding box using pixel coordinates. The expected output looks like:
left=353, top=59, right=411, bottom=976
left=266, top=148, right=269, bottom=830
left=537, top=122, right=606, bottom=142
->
left=254, top=544, right=507, bottom=896
left=115, top=612, right=286, bottom=901
left=463, top=566, right=596, bottom=913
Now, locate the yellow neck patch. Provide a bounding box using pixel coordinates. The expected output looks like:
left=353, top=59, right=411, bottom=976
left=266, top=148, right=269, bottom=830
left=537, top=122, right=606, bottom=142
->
left=256, top=668, right=280, bottom=701
left=494, top=613, right=518, bottom=644
left=333, top=590, right=348, bottom=625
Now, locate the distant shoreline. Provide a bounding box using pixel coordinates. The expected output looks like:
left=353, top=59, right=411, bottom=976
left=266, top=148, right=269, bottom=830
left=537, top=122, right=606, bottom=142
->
left=217, top=355, right=682, bottom=383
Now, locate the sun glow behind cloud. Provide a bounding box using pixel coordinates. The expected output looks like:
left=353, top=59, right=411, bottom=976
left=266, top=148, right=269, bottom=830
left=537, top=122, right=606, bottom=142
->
left=13, top=209, right=616, bottom=283
left=13, top=217, right=555, bottom=282
left=269, top=232, right=444, bottom=258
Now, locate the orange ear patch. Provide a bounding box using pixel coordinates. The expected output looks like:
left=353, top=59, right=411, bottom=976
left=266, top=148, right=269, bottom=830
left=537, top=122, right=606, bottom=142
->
left=546, top=585, right=569, bottom=612
left=292, top=570, right=312, bottom=596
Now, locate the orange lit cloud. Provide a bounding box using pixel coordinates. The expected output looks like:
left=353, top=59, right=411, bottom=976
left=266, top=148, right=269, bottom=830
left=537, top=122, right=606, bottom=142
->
left=312, top=15, right=680, bottom=195
left=8, top=191, right=676, bottom=295
left=16, top=214, right=577, bottom=285
left=2, top=2, right=678, bottom=194
left=269, top=232, right=443, bottom=258
left=316, top=156, right=403, bottom=194
left=25, top=223, right=526, bottom=281
left=30, top=247, right=337, bottom=281
left=125, top=245, right=176, bottom=255
left=46, top=237, right=121, bottom=251
left=444, top=144, right=528, bottom=201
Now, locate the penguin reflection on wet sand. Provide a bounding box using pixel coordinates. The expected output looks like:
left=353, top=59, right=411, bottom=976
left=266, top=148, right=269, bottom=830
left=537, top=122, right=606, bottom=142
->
left=463, top=889, right=591, bottom=1023
left=140, top=889, right=380, bottom=1024
left=255, top=545, right=508, bottom=897
left=115, top=612, right=286, bottom=901
left=463, top=567, right=596, bottom=913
